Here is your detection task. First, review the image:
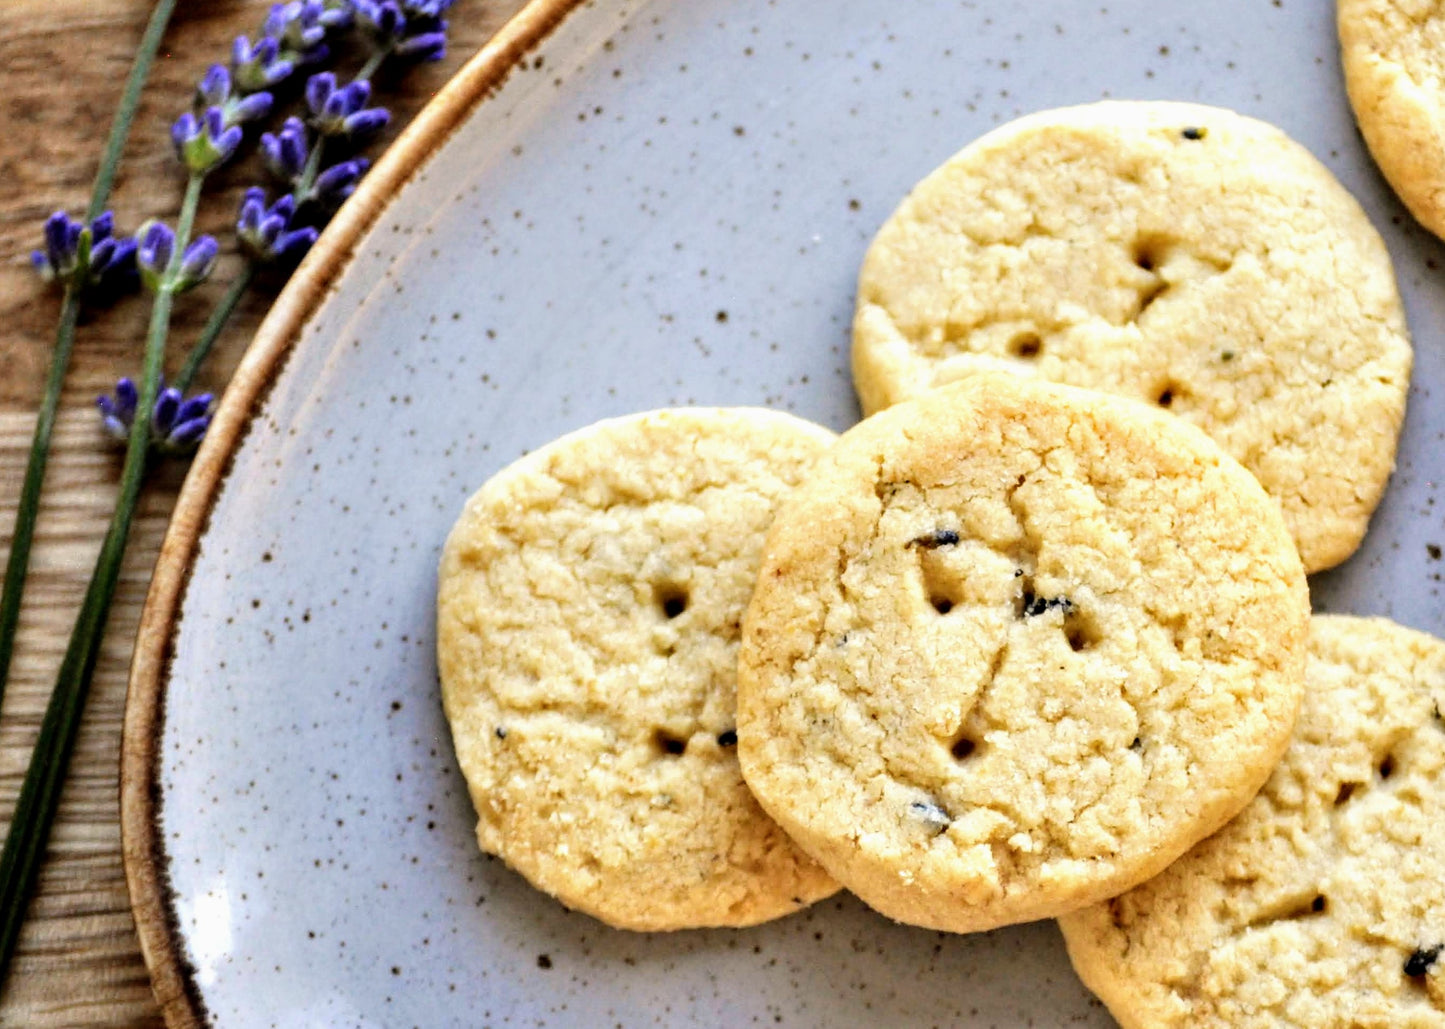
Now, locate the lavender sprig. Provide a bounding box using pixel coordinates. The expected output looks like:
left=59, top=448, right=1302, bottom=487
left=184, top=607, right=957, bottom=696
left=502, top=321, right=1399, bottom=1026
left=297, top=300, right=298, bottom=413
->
left=97, top=378, right=213, bottom=455
left=2, top=0, right=453, bottom=986
left=30, top=211, right=139, bottom=302
left=0, top=0, right=181, bottom=983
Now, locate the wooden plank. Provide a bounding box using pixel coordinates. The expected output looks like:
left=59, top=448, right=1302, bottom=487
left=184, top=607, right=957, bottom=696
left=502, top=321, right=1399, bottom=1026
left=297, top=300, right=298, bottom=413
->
left=0, top=1, right=528, bottom=1022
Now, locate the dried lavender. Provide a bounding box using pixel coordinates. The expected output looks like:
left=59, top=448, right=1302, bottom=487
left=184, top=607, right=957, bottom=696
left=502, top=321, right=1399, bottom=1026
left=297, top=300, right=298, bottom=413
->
left=0, top=0, right=455, bottom=983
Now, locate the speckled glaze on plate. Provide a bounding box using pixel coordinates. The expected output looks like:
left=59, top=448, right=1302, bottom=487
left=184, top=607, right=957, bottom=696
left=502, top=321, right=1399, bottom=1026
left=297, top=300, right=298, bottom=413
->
left=121, top=0, right=1445, bottom=1026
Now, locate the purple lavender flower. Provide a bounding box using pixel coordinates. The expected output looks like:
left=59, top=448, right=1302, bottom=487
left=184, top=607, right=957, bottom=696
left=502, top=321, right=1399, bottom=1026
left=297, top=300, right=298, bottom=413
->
left=172, top=107, right=244, bottom=173
left=177, top=236, right=220, bottom=289
left=264, top=1, right=343, bottom=64
left=237, top=188, right=319, bottom=263
left=136, top=221, right=219, bottom=292
left=97, top=377, right=213, bottom=455
left=305, top=72, right=390, bottom=138
left=197, top=64, right=274, bottom=127
left=135, top=221, right=175, bottom=289
left=311, top=157, right=370, bottom=206
left=232, top=35, right=295, bottom=92
left=31, top=211, right=138, bottom=301
left=395, top=27, right=447, bottom=61
left=353, top=0, right=404, bottom=45
left=352, top=0, right=448, bottom=61
left=260, top=116, right=310, bottom=186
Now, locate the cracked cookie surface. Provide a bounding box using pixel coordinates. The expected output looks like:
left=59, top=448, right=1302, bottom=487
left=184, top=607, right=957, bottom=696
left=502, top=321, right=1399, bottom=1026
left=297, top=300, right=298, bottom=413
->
left=437, top=408, right=839, bottom=930
left=852, top=100, right=1412, bottom=572
left=1060, top=615, right=1445, bottom=1028
left=1341, top=0, right=1445, bottom=242
left=736, top=374, right=1308, bottom=934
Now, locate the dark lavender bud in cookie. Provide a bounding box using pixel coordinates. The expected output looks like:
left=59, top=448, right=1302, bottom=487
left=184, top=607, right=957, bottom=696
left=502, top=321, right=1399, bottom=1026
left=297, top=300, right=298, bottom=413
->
left=716, top=729, right=737, bottom=747
left=1022, top=592, right=1074, bottom=617
left=1405, top=945, right=1441, bottom=978
left=907, top=528, right=960, bottom=549
left=1181, top=125, right=1207, bottom=140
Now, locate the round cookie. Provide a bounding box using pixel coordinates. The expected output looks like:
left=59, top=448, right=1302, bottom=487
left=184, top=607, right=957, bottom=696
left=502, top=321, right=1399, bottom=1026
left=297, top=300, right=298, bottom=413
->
left=437, top=408, right=840, bottom=931
left=852, top=100, right=1412, bottom=573
left=1060, top=615, right=1445, bottom=1028
left=737, top=373, right=1309, bottom=935
left=1341, top=0, right=1445, bottom=241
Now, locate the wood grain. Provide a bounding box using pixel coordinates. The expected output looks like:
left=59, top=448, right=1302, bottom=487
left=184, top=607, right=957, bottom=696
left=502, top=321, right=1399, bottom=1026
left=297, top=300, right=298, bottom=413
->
left=0, top=1, right=526, bottom=1023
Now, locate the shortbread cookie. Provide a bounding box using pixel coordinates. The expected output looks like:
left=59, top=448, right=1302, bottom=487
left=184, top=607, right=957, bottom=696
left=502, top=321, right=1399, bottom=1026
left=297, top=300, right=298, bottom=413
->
left=437, top=408, right=839, bottom=930
left=1341, top=0, right=1445, bottom=241
left=737, top=373, right=1309, bottom=935
left=1060, top=616, right=1445, bottom=1028
left=852, top=100, right=1412, bottom=572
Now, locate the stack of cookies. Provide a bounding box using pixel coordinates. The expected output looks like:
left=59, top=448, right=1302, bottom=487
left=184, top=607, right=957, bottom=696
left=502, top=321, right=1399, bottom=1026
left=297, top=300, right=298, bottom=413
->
left=438, top=100, right=1444, bottom=1024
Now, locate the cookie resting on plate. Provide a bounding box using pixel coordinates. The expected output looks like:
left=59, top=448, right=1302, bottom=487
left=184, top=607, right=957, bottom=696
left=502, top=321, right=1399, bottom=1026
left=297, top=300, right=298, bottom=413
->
left=1061, top=615, right=1445, bottom=1028
left=437, top=407, right=840, bottom=931
left=737, top=373, right=1309, bottom=935
left=852, top=100, right=1412, bottom=572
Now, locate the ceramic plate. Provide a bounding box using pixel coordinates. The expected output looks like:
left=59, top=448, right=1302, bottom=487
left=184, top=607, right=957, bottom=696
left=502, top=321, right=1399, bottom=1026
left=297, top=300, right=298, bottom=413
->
left=123, top=0, right=1445, bottom=1025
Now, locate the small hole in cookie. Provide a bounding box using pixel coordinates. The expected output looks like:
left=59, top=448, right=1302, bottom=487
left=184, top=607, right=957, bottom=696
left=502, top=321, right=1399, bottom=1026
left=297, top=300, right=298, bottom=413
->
left=1064, top=608, right=1101, bottom=652
left=1155, top=384, right=1176, bottom=408
left=653, top=730, right=688, bottom=756
left=655, top=583, right=689, bottom=619
left=1132, top=235, right=1169, bottom=272
left=1007, top=332, right=1042, bottom=359
left=716, top=729, right=737, bottom=747
left=931, top=596, right=954, bottom=615
left=951, top=735, right=977, bottom=760
left=1310, top=894, right=1328, bottom=914
left=1335, top=782, right=1361, bottom=806
left=1379, top=753, right=1396, bottom=779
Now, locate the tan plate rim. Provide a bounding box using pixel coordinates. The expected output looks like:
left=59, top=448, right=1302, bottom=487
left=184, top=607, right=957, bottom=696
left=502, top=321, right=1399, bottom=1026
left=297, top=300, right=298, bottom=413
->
left=118, top=2, right=586, bottom=1024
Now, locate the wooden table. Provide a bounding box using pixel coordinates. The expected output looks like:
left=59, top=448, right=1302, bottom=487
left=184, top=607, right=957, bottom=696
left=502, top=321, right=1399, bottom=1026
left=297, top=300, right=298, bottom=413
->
left=0, top=1, right=527, bottom=1022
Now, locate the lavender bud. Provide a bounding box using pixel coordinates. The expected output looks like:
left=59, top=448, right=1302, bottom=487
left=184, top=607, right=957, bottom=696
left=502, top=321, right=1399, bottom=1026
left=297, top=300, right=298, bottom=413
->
left=354, top=0, right=406, bottom=49
left=165, top=412, right=213, bottom=452
left=265, top=2, right=329, bottom=62
left=90, top=211, right=115, bottom=244
left=136, top=221, right=175, bottom=290
left=153, top=388, right=183, bottom=437
left=237, top=188, right=317, bottom=263
left=173, top=106, right=242, bottom=173
left=116, top=377, right=139, bottom=415
left=198, top=64, right=232, bottom=107
left=96, top=377, right=212, bottom=456
left=395, top=29, right=447, bottom=61
left=260, top=117, right=310, bottom=185
left=306, top=73, right=388, bottom=138
left=311, top=157, right=369, bottom=205
left=86, top=235, right=140, bottom=303
left=176, top=236, right=220, bottom=290
left=229, top=90, right=275, bottom=126
left=341, top=107, right=390, bottom=138
left=233, top=35, right=294, bottom=92
left=31, top=210, right=137, bottom=302
left=174, top=393, right=215, bottom=427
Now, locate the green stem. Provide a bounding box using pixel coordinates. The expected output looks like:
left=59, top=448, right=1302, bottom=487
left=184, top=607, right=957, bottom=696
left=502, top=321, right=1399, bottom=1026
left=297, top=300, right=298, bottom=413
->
left=358, top=47, right=389, bottom=82
left=0, top=290, right=80, bottom=713
left=87, top=0, right=180, bottom=221
left=174, top=263, right=257, bottom=394
left=0, top=170, right=204, bottom=985
left=0, top=287, right=172, bottom=979
left=0, top=0, right=178, bottom=714
left=298, top=135, right=327, bottom=203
